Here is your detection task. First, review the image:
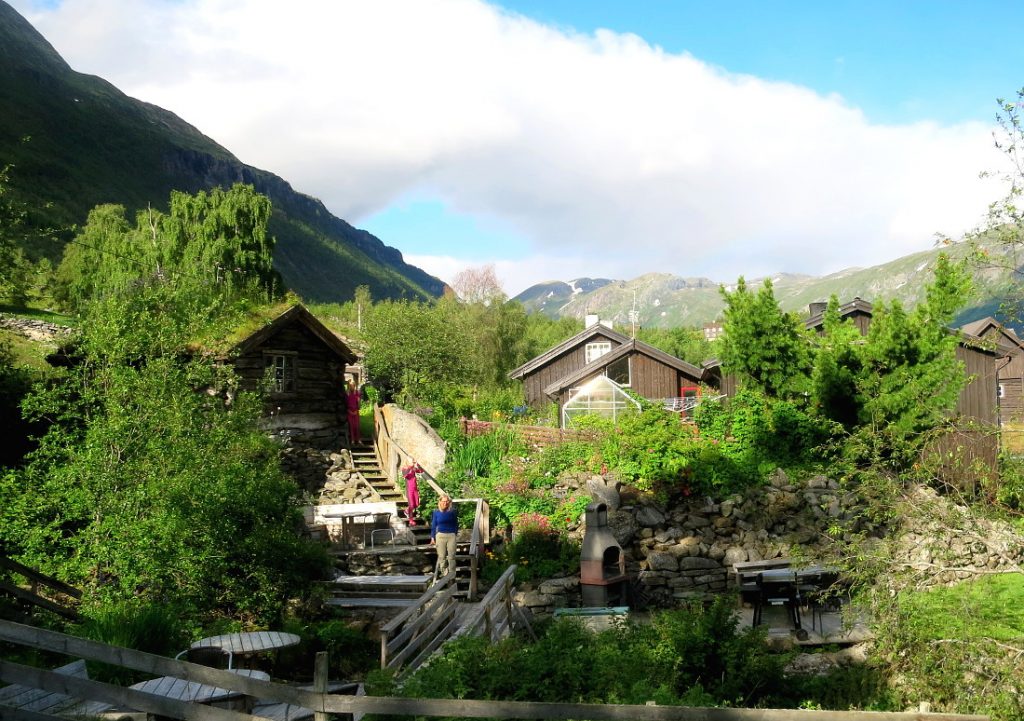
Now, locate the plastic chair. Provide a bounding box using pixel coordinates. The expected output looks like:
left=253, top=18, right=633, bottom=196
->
left=176, top=645, right=234, bottom=669
left=369, top=512, right=395, bottom=547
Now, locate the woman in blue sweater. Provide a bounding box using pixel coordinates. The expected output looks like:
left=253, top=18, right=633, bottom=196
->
left=430, top=495, right=458, bottom=577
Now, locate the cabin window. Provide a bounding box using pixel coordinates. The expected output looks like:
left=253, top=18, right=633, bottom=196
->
left=585, top=342, right=612, bottom=363
left=606, top=356, right=630, bottom=386
left=264, top=353, right=296, bottom=393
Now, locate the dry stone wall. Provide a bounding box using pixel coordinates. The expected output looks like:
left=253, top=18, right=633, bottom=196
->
left=515, top=468, right=876, bottom=617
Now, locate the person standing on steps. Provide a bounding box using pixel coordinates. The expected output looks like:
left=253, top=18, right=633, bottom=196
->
left=345, top=379, right=362, bottom=445
left=402, top=462, right=423, bottom=526
left=430, top=494, right=458, bottom=577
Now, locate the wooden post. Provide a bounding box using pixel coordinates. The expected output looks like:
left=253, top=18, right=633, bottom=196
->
left=314, top=651, right=329, bottom=721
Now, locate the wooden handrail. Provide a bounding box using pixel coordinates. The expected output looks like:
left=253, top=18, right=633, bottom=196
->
left=0, top=620, right=990, bottom=721
left=379, top=575, right=458, bottom=674
left=455, top=565, right=517, bottom=641
left=372, top=406, right=488, bottom=600
left=0, top=556, right=83, bottom=599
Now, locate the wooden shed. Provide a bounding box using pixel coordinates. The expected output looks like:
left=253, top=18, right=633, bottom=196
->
left=509, top=320, right=708, bottom=425
left=960, top=317, right=1024, bottom=425
left=227, top=304, right=357, bottom=448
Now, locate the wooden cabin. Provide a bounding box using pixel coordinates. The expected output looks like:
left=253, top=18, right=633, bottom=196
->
left=227, top=304, right=357, bottom=448
left=960, top=316, right=1024, bottom=425
left=508, top=319, right=708, bottom=426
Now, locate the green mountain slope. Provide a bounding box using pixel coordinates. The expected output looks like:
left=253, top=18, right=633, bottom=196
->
left=513, top=238, right=1023, bottom=330
left=0, top=1, right=444, bottom=302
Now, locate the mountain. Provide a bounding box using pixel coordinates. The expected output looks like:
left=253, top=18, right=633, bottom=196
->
left=0, top=1, right=444, bottom=303
left=513, top=238, right=1024, bottom=330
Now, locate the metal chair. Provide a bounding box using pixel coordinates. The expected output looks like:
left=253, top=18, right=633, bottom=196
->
left=752, top=572, right=802, bottom=629
left=369, top=512, right=396, bottom=547
left=176, top=645, right=234, bottom=669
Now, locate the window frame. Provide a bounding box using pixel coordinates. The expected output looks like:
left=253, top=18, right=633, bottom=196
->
left=585, top=341, right=612, bottom=364
left=263, top=351, right=298, bottom=394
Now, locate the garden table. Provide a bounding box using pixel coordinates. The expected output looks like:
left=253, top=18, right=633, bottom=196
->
left=191, top=631, right=301, bottom=657
left=129, top=668, right=270, bottom=709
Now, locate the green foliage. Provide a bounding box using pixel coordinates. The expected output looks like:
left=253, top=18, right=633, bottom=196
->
left=1, top=281, right=329, bottom=628
left=995, top=452, right=1024, bottom=510
left=719, top=277, right=812, bottom=400
left=490, top=524, right=580, bottom=583
left=381, top=598, right=783, bottom=708
left=75, top=600, right=189, bottom=683
left=871, top=574, right=1024, bottom=718
left=54, top=184, right=282, bottom=311
left=852, top=255, right=971, bottom=468
left=302, top=618, right=378, bottom=679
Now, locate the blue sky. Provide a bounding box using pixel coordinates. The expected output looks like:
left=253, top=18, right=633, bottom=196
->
left=12, top=0, right=1024, bottom=296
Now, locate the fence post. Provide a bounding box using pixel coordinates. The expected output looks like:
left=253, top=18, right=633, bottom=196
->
left=314, top=651, right=329, bottom=721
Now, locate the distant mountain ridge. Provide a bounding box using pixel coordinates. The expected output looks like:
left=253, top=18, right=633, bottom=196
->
left=513, top=239, right=1021, bottom=330
left=0, top=1, right=444, bottom=303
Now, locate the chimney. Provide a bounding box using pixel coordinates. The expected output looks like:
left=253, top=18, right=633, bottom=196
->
left=585, top=314, right=599, bottom=328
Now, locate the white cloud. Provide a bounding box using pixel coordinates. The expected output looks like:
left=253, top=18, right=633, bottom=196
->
left=11, top=0, right=1003, bottom=290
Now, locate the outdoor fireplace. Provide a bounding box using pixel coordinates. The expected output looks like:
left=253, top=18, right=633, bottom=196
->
left=579, top=502, right=629, bottom=607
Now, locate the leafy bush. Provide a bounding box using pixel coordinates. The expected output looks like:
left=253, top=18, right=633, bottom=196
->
left=76, top=600, right=189, bottom=683
left=484, top=523, right=580, bottom=584
left=373, top=597, right=783, bottom=708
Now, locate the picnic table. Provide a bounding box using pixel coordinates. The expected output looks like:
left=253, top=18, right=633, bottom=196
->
left=129, top=668, right=270, bottom=710
left=191, top=631, right=301, bottom=657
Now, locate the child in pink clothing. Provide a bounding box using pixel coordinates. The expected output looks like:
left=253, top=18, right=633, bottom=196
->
left=402, top=462, right=423, bottom=526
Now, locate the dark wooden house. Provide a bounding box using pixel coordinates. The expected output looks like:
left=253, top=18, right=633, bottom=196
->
left=228, top=304, right=357, bottom=448
left=508, top=321, right=708, bottom=425
left=960, top=316, right=1024, bottom=425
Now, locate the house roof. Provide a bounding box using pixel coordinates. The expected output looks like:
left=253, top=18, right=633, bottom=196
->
left=804, top=297, right=874, bottom=331
left=507, top=323, right=632, bottom=379
left=542, top=338, right=705, bottom=397
left=959, top=316, right=1024, bottom=353
left=231, top=304, right=357, bottom=364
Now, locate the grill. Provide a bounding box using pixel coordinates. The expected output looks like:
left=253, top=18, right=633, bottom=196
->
left=579, top=502, right=629, bottom=607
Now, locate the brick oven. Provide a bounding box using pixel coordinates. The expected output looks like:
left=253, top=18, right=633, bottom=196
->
left=579, top=502, right=629, bottom=607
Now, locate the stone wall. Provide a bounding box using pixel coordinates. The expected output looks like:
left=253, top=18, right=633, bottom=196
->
left=515, top=469, right=874, bottom=617
left=0, top=315, right=72, bottom=342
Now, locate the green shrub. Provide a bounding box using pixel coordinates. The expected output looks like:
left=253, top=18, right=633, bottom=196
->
left=76, top=600, right=189, bottom=683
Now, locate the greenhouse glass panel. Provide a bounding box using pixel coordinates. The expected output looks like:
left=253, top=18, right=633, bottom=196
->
left=562, top=375, right=640, bottom=428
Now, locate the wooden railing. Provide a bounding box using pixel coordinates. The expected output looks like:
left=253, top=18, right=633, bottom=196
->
left=373, top=405, right=488, bottom=600
left=379, top=573, right=458, bottom=674
left=455, top=565, right=520, bottom=642
left=374, top=405, right=446, bottom=497
left=0, top=555, right=82, bottom=620
left=0, top=620, right=989, bottom=721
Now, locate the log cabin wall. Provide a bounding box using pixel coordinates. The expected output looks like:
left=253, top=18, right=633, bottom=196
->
left=231, top=322, right=348, bottom=449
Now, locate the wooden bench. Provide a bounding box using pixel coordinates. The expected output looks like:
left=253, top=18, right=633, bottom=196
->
left=0, top=658, right=117, bottom=718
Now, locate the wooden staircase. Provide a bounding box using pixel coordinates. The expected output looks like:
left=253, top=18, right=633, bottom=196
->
left=325, top=574, right=433, bottom=608
left=350, top=443, right=407, bottom=509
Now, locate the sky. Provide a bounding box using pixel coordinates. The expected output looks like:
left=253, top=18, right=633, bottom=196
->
left=9, top=0, right=1024, bottom=297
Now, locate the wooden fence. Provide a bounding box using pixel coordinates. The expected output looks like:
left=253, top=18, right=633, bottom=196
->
left=460, top=417, right=598, bottom=447
left=0, top=620, right=990, bottom=721
left=0, top=556, right=81, bottom=620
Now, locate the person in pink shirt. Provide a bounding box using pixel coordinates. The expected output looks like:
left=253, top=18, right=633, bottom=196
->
left=402, top=462, right=423, bottom=526
left=345, top=380, right=362, bottom=445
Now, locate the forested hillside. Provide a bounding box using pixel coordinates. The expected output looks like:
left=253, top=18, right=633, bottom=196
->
left=0, top=1, right=444, bottom=303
